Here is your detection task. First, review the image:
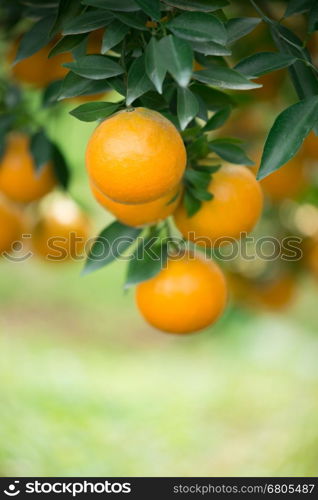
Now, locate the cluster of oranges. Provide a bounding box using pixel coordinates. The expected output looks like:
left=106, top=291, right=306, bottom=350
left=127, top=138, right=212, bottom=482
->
left=4, top=24, right=318, bottom=336
left=85, top=107, right=263, bottom=334
left=0, top=133, right=90, bottom=262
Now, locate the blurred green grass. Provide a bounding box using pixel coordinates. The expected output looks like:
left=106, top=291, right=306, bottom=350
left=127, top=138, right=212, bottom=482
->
left=0, top=101, right=318, bottom=477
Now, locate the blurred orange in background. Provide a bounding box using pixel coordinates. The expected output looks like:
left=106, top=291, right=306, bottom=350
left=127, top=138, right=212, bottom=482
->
left=0, top=194, right=25, bottom=254
left=32, top=195, right=91, bottom=262
left=0, top=133, right=56, bottom=204
left=8, top=38, right=72, bottom=88
left=251, top=151, right=308, bottom=203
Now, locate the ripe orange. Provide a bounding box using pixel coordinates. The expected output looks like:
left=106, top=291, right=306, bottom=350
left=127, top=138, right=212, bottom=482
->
left=254, top=274, right=296, bottom=311
left=136, top=252, right=227, bottom=334
left=252, top=151, right=307, bottom=202
left=91, top=182, right=182, bottom=227
left=86, top=108, right=187, bottom=204
left=0, top=133, right=56, bottom=203
left=174, top=165, right=263, bottom=246
left=32, top=196, right=90, bottom=262
left=229, top=272, right=296, bottom=312
left=8, top=29, right=103, bottom=89
left=0, top=194, right=24, bottom=255
left=8, top=38, right=72, bottom=88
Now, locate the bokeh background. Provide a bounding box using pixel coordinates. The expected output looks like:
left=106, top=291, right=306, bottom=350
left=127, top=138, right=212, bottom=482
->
left=0, top=104, right=318, bottom=477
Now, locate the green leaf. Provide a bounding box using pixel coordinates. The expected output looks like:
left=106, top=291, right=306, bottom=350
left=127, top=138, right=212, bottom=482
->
left=58, top=71, right=111, bottom=99
left=308, top=3, right=318, bottom=33
left=139, top=91, right=168, bottom=110
left=30, top=130, right=52, bottom=172
left=270, top=24, right=318, bottom=102
left=195, top=94, right=209, bottom=121
left=191, top=83, right=235, bottom=110
left=162, top=0, right=229, bottom=12
left=234, top=51, right=296, bottom=78
left=209, top=140, right=254, bottom=165
left=187, top=185, right=213, bottom=201
left=126, top=55, right=154, bottom=105
left=145, top=38, right=167, bottom=94
left=160, top=35, right=193, bottom=87
left=101, top=20, right=130, bottom=53
left=82, top=0, right=140, bottom=11
left=14, top=15, right=55, bottom=62
left=202, top=106, right=231, bottom=131
left=167, top=12, right=227, bottom=44
left=107, top=77, right=126, bottom=97
left=135, top=0, right=161, bottom=21
left=52, top=143, right=70, bottom=189
left=63, top=10, right=114, bottom=35
left=72, top=36, right=89, bottom=59
left=64, top=55, right=124, bottom=80
left=211, top=136, right=243, bottom=144
left=177, top=87, right=199, bottom=130
left=187, top=135, right=210, bottom=159
left=160, top=112, right=180, bottom=129
left=49, top=34, right=86, bottom=57
left=193, top=65, right=262, bottom=90
left=42, top=80, right=62, bottom=107
left=258, top=96, right=318, bottom=181
left=226, top=17, right=261, bottom=45
left=125, top=238, right=168, bottom=287
left=184, top=190, right=201, bottom=217
left=0, top=114, right=14, bottom=137
left=191, top=40, right=230, bottom=56
left=83, top=222, right=142, bottom=275
left=185, top=168, right=211, bottom=189
left=284, top=0, right=314, bottom=17
left=70, top=101, right=121, bottom=122
left=193, top=163, right=221, bottom=174
left=50, top=0, right=83, bottom=36
left=113, top=11, right=148, bottom=30
left=0, top=114, right=14, bottom=159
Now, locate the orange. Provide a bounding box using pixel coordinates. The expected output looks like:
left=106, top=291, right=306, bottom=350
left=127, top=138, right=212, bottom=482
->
left=86, top=108, right=187, bottom=204
left=32, top=196, right=90, bottom=262
left=0, top=133, right=56, bottom=203
left=254, top=274, right=296, bottom=311
left=91, top=182, right=182, bottom=227
left=252, top=151, right=307, bottom=202
left=258, top=274, right=296, bottom=311
left=0, top=194, right=25, bottom=255
left=174, top=165, right=263, bottom=246
left=229, top=272, right=296, bottom=312
left=8, top=38, right=72, bottom=88
left=136, top=252, right=227, bottom=334
left=302, top=131, right=317, bottom=162
left=8, top=29, right=104, bottom=90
